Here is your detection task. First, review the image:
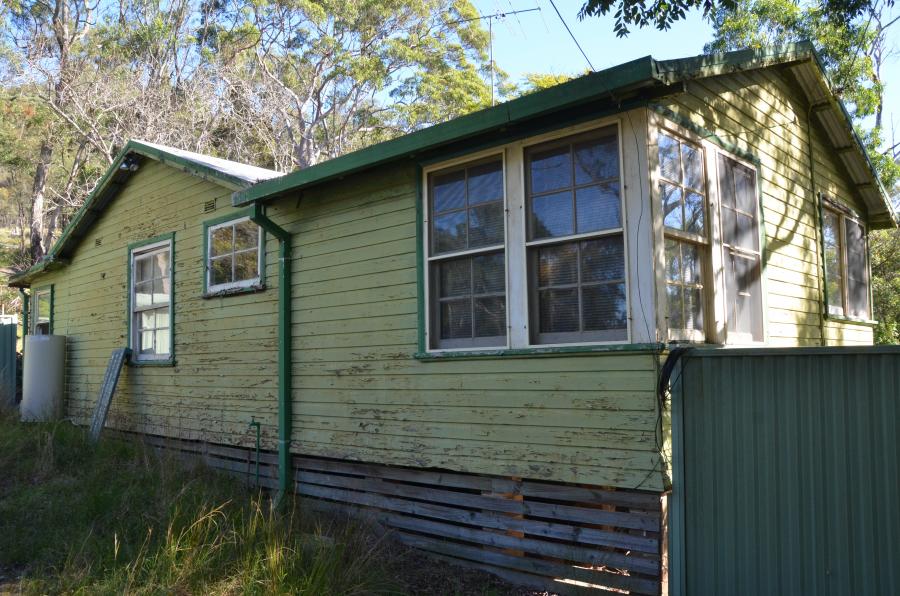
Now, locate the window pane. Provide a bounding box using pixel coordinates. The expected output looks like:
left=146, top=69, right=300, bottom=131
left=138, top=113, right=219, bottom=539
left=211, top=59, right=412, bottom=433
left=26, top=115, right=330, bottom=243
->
left=140, top=310, right=155, bottom=331
left=155, top=310, right=170, bottom=329
left=681, top=242, right=701, bottom=284
left=234, top=250, right=259, bottom=282
left=539, top=288, right=579, bottom=333
left=846, top=219, right=868, bottom=318
left=155, top=328, right=170, bottom=356
left=474, top=296, right=506, bottom=337
left=135, top=256, right=153, bottom=283
left=467, top=162, right=503, bottom=205
left=581, top=236, right=624, bottom=283
left=473, top=253, right=505, bottom=294
left=530, top=146, right=571, bottom=194
left=733, top=164, right=757, bottom=214
left=154, top=251, right=169, bottom=279
left=140, top=330, right=154, bottom=354
left=574, top=136, right=618, bottom=184
left=684, top=191, right=705, bottom=235
left=469, top=202, right=504, bottom=248
left=658, top=133, right=681, bottom=182
left=667, top=285, right=684, bottom=330
left=575, top=184, right=620, bottom=233
left=823, top=211, right=843, bottom=313
left=210, top=256, right=232, bottom=287
left=582, top=283, right=627, bottom=333
left=734, top=212, right=758, bottom=251
left=440, top=299, right=472, bottom=339
left=538, top=244, right=578, bottom=286
left=726, top=251, right=763, bottom=341
left=665, top=239, right=681, bottom=282
left=433, top=211, right=467, bottom=253
left=682, top=143, right=703, bottom=190
left=685, top=287, right=704, bottom=331
left=134, top=281, right=153, bottom=308
left=661, top=183, right=683, bottom=230
left=234, top=220, right=258, bottom=251
left=210, top=226, right=232, bottom=257
left=433, top=171, right=465, bottom=213
left=438, top=258, right=471, bottom=298
left=532, top=191, right=574, bottom=239
left=152, top=278, right=169, bottom=305
left=717, top=154, right=736, bottom=209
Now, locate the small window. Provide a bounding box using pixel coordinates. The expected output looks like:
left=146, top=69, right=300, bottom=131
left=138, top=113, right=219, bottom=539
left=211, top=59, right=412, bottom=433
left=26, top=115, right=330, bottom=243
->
left=427, top=158, right=506, bottom=349
left=525, top=126, right=626, bottom=344
left=822, top=204, right=869, bottom=319
left=130, top=239, right=172, bottom=361
left=658, top=132, right=707, bottom=341
left=206, top=217, right=263, bottom=293
left=31, top=287, right=52, bottom=335
left=717, top=154, right=763, bottom=343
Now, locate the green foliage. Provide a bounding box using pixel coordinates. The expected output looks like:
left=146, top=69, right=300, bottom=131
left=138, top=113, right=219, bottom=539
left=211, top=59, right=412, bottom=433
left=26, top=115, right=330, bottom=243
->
left=0, top=415, right=398, bottom=594
left=578, top=0, right=892, bottom=37
left=871, top=226, right=900, bottom=343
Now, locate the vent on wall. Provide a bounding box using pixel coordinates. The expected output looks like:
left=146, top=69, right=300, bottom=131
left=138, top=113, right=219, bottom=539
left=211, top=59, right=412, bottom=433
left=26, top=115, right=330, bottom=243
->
left=204, top=199, right=216, bottom=213
left=95, top=238, right=102, bottom=247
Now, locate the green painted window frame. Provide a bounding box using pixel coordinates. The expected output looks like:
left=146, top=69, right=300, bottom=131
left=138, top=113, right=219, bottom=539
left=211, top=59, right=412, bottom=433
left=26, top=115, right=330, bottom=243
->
left=126, top=233, right=175, bottom=366
left=818, top=196, right=876, bottom=326
left=201, top=207, right=267, bottom=298
left=30, top=284, right=53, bottom=335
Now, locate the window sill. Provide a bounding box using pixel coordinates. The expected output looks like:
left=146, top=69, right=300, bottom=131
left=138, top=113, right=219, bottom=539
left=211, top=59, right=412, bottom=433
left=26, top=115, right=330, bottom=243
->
left=415, top=343, right=665, bottom=361
left=202, top=284, right=266, bottom=299
left=129, top=358, right=176, bottom=367
left=824, top=314, right=878, bottom=328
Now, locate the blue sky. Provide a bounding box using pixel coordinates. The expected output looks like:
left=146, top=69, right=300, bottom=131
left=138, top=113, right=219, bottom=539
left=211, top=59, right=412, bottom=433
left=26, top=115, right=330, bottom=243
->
left=472, top=0, right=900, bottom=152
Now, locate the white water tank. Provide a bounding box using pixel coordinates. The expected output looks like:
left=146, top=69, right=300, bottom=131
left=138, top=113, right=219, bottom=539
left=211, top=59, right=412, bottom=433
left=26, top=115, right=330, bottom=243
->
left=22, top=335, right=66, bottom=422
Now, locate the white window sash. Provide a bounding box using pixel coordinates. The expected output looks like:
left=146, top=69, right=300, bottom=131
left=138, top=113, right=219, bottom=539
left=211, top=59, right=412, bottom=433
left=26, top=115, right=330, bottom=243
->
left=206, top=216, right=263, bottom=293
left=130, top=239, right=172, bottom=361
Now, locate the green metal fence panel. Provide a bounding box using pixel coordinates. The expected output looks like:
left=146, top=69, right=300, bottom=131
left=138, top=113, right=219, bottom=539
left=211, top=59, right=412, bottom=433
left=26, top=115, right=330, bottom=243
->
left=670, top=347, right=900, bottom=596
left=0, top=324, right=17, bottom=408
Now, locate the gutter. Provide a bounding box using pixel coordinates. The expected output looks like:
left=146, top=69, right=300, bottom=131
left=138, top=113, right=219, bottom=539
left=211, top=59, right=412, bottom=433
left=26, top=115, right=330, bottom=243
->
left=249, top=203, right=293, bottom=503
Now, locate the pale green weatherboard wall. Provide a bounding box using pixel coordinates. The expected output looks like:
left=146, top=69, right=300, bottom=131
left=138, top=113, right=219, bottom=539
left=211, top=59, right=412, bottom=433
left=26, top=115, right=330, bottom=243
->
left=262, top=165, right=665, bottom=491
left=35, top=159, right=666, bottom=492
left=34, top=160, right=281, bottom=450
left=658, top=67, right=874, bottom=346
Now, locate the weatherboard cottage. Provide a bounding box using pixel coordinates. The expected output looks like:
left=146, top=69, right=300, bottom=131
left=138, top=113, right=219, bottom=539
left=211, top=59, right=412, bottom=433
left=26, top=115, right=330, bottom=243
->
left=10, top=44, right=895, bottom=594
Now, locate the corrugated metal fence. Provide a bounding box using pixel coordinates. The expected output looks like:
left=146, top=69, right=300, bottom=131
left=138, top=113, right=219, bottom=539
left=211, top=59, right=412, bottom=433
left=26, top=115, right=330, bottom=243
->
left=670, top=347, right=900, bottom=596
left=0, top=324, right=17, bottom=408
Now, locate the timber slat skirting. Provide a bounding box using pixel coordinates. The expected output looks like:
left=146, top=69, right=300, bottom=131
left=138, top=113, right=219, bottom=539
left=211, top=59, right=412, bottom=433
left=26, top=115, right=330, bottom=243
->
left=116, top=430, right=664, bottom=595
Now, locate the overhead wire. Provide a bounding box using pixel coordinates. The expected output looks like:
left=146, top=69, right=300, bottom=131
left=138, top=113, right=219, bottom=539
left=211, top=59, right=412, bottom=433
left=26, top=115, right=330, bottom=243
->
left=546, top=0, right=595, bottom=71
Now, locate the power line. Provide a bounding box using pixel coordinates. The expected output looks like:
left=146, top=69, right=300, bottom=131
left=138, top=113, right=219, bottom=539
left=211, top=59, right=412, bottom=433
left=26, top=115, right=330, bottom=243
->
left=546, top=0, right=595, bottom=72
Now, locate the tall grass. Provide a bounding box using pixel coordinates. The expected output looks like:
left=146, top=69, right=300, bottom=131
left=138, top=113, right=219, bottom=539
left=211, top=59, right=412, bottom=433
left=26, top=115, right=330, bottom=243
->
left=0, top=414, right=398, bottom=594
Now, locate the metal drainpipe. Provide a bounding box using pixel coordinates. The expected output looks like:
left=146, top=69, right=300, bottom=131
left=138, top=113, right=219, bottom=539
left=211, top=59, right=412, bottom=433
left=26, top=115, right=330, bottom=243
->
left=249, top=203, right=293, bottom=504
left=19, top=289, right=28, bottom=339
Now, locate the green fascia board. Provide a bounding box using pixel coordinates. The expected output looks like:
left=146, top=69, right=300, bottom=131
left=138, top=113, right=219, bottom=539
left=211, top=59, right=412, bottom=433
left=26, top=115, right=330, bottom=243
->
left=232, top=55, right=658, bottom=206
left=651, top=41, right=816, bottom=84
left=9, top=140, right=265, bottom=288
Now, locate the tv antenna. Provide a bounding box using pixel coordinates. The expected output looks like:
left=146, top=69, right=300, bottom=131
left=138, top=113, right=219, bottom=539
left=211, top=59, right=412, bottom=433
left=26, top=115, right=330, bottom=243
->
left=449, top=8, right=541, bottom=106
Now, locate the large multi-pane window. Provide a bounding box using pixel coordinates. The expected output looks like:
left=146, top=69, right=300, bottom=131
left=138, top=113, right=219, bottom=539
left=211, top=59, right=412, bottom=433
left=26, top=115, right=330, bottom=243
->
left=658, top=132, right=707, bottom=341
left=424, top=124, right=630, bottom=352
left=427, top=158, right=506, bottom=349
left=717, top=154, right=764, bottom=343
left=525, top=127, right=626, bottom=344
left=130, top=239, right=172, bottom=361
left=823, top=204, right=869, bottom=319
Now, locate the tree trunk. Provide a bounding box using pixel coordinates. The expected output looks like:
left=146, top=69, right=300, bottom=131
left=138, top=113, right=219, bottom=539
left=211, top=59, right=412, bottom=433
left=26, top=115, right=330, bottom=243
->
left=29, top=140, right=53, bottom=264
